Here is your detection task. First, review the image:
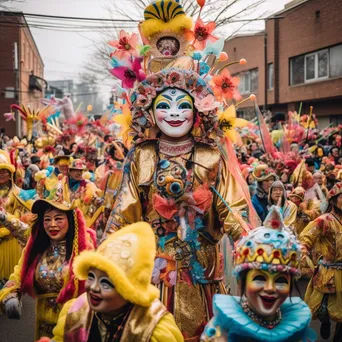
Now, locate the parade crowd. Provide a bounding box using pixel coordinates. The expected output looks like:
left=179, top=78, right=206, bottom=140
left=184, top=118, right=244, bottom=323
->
left=0, top=0, right=342, bottom=341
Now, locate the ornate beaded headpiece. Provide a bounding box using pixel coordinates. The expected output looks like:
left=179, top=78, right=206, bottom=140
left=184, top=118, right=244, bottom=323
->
left=234, top=206, right=301, bottom=277
left=130, top=68, right=220, bottom=144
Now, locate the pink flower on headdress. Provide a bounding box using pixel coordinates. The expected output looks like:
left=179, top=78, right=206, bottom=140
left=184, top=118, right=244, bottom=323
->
left=195, top=94, right=219, bottom=113
left=147, top=73, right=166, bottom=91
left=108, top=30, right=139, bottom=59
left=110, top=57, right=146, bottom=89
left=165, top=71, right=184, bottom=88
left=68, top=113, right=88, bottom=135
left=185, top=18, right=217, bottom=50
left=211, top=69, right=241, bottom=101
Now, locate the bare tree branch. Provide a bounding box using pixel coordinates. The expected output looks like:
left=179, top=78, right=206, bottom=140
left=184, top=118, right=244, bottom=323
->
left=81, top=0, right=270, bottom=95
left=225, top=11, right=267, bottom=40
left=213, top=0, right=239, bottom=23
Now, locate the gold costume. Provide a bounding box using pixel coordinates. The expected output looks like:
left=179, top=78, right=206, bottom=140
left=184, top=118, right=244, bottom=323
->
left=283, top=200, right=298, bottom=228
left=300, top=210, right=342, bottom=322
left=293, top=199, right=321, bottom=236
left=107, top=140, right=246, bottom=341
left=52, top=294, right=183, bottom=342
left=95, top=163, right=123, bottom=211
left=60, top=176, right=103, bottom=228
left=0, top=184, right=31, bottom=281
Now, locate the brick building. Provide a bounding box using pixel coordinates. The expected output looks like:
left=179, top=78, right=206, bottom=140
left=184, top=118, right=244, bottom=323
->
left=224, top=0, right=342, bottom=127
left=0, top=11, right=44, bottom=137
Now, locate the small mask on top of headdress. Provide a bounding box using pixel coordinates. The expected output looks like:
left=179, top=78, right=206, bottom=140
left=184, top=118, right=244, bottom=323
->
left=139, top=0, right=193, bottom=72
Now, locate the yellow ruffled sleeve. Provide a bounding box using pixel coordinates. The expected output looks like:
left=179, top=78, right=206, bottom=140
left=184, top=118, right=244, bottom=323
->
left=150, top=313, right=184, bottom=342
left=51, top=298, right=76, bottom=342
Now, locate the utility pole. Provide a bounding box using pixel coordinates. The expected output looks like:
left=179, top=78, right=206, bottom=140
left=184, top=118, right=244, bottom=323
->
left=13, top=41, right=21, bottom=136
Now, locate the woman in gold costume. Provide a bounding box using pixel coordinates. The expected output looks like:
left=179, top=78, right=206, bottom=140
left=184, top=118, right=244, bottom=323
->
left=300, top=182, right=342, bottom=342
left=288, top=187, right=321, bottom=236
left=0, top=199, right=96, bottom=339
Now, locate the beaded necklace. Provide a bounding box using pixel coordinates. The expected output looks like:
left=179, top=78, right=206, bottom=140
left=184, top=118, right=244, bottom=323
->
left=241, top=296, right=282, bottom=330
left=159, top=138, right=194, bottom=157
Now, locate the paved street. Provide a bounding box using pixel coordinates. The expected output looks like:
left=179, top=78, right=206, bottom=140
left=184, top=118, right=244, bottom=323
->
left=0, top=295, right=35, bottom=342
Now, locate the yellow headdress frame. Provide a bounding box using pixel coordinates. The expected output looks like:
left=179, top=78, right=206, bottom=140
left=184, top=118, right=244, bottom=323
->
left=140, top=0, right=193, bottom=39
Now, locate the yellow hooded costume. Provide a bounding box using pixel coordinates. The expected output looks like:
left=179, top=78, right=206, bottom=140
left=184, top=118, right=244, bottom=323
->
left=0, top=150, right=32, bottom=281
left=50, top=222, right=183, bottom=342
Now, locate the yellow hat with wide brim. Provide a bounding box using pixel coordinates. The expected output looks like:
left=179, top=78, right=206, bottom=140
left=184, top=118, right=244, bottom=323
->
left=73, top=222, right=159, bottom=307
left=0, top=150, right=15, bottom=173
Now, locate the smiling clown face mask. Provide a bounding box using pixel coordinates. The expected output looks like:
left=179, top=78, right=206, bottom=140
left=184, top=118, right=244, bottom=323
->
left=153, top=88, right=194, bottom=138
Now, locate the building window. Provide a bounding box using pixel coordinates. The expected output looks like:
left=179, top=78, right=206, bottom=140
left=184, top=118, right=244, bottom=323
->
left=290, top=45, right=342, bottom=85
left=239, top=71, right=250, bottom=94
left=238, top=68, right=258, bottom=94
left=304, top=49, right=328, bottom=82
left=268, top=63, right=274, bottom=89
left=290, top=55, right=304, bottom=85
left=236, top=107, right=255, bottom=120
left=330, top=115, right=342, bottom=126
left=22, top=42, right=26, bottom=65
left=250, top=69, right=258, bottom=92
left=330, top=44, right=342, bottom=78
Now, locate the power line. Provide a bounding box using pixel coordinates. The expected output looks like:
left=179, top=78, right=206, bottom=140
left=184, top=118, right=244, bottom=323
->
left=0, top=22, right=136, bottom=32
left=1, top=11, right=282, bottom=26
left=4, top=11, right=141, bottom=22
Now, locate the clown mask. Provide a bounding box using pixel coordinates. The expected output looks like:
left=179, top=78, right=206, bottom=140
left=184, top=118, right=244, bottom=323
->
left=153, top=88, right=194, bottom=139
left=245, top=269, right=290, bottom=320
left=85, top=268, right=128, bottom=314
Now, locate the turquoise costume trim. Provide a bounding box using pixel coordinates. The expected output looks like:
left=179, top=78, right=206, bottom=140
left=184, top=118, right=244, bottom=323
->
left=202, top=295, right=316, bottom=342
left=19, top=188, right=37, bottom=201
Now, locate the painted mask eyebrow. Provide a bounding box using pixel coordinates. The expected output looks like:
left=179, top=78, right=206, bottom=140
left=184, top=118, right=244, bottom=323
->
left=161, top=94, right=173, bottom=101
left=155, top=95, right=171, bottom=107
left=100, top=277, right=115, bottom=288
left=87, top=271, right=96, bottom=279
left=176, top=94, right=186, bottom=101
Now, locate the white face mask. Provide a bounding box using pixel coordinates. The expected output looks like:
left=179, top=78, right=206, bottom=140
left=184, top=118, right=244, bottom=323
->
left=153, top=88, right=194, bottom=138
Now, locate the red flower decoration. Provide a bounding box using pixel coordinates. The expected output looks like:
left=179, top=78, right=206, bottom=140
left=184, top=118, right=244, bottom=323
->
left=211, top=69, right=241, bottom=101
left=44, top=146, right=55, bottom=153
left=270, top=219, right=280, bottom=229
left=68, top=113, right=88, bottom=135
left=184, top=18, right=217, bottom=50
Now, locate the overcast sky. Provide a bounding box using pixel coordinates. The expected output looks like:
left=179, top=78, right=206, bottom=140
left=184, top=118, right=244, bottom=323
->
left=6, top=0, right=290, bottom=104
